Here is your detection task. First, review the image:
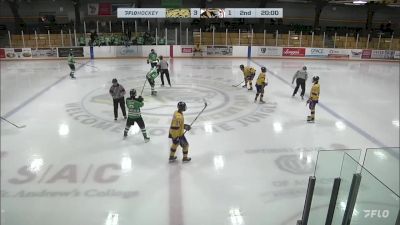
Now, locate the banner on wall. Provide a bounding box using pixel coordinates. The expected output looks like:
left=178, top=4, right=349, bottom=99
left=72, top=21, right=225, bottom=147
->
left=206, top=45, right=232, bottom=56
left=384, top=50, right=395, bottom=59
left=370, top=50, right=395, bottom=59
left=282, top=48, right=305, bottom=57
left=362, top=49, right=372, bottom=59
left=305, top=48, right=327, bottom=58
left=115, top=46, right=142, bottom=57
left=371, top=50, right=386, bottom=59
left=88, top=3, right=99, bottom=16
left=258, top=47, right=282, bottom=56
left=181, top=47, right=193, bottom=53
left=31, top=48, right=57, bottom=58
left=394, top=51, right=400, bottom=59
left=349, top=49, right=363, bottom=59
left=4, top=48, right=32, bottom=59
left=99, top=3, right=111, bottom=16
left=0, top=49, right=5, bottom=58
left=327, top=49, right=349, bottom=59
left=58, top=47, right=84, bottom=57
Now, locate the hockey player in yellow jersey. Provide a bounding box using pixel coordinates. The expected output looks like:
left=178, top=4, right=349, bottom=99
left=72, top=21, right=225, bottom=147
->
left=240, top=64, right=256, bottom=90
left=307, top=76, right=320, bottom=123
left=169, top=102, right=192, bottom=162
left=254, top=66, right=268, bottom=103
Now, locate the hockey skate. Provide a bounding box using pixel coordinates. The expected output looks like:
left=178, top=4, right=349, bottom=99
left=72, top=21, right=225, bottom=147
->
left=307, top=116, right=315, bottom=123
left=169, top=156, right=177, bottom=162
left=259, top=99, right=266, bottom=104
left=144, top=137, right=150, bottom=143
left=248, top=87, right=253, bottom=91
left=151, top=90, right=157, bottom=96
left=242, top=85, right=247, bottom=88
left=182, top=157, right=192, bottom=162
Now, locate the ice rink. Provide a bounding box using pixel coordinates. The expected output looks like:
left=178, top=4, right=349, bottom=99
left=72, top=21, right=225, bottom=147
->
left=1, top=57, right=399, bottom=225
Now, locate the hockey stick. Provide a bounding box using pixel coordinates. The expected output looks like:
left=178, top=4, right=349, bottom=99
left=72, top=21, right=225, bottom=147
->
left=140, top=78, right=148, bottom=96
left=183, top=99, right=208, bottom=135
left=232, top=80, right=245, bottom=87
left=0, top=116, right=26, bottom=128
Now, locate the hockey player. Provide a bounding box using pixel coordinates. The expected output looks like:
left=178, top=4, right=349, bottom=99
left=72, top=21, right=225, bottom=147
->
left=124, top=89, right=150, bottom=142
left=169, top=102, right=192, bottom=162
left=68, top=50, right=76, bottom=79
left=239, top=64, right=256, bottom=90
left=147, top=49, right=158, bottom=69
left=292, top=66, right=308, bottom=100
left=146, top=66, right=159, bottom=96
left=307, top=76, right=320, bottom=123
left=254, top=66, right=268, bottom=103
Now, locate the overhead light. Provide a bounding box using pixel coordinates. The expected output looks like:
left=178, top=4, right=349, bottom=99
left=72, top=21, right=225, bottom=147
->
left=28, top=156, right=44, bottom=173
left=58, top=123, right=70, bottom=136
left=273, top=122, right=283, bottom=133
left=335, top=121, right=346, bottom=131
left=213, top=155, right=225, bottom=171
left=353, top=0, right=367, bottom=4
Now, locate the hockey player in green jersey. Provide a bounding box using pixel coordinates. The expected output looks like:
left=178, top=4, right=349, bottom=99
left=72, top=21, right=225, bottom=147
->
left=67, top=49, right=76, bottom=79
left=147, top=49, right=159, bottom=69
left=124, top=89, right=150, bottom=142
left=146, top=67, right=159, bottom=96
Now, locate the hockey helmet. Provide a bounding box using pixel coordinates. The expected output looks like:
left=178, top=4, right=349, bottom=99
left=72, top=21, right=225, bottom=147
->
left=312, top=76, right=319, bottom=83
left=130, top=89, right=136, bottom=97
left=239, top=64, right=244, bottom=69
left=112, top=78, right=118, bottom=84
left=261, top=66, right=266, bottom=72
left=303, top=66, right=307, bottom=70
left=177, top=102, right=187, bottom=111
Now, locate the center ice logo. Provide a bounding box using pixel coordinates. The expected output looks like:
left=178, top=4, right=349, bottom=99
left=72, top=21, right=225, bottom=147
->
left=65, top=76, right=278, bottom=136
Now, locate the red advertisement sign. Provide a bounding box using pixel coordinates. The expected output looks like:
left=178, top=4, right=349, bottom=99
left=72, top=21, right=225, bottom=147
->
left=362, top=49, right=372, bottom=59
left=99, top=3, right=111, bottom=16
left=181, top=47, right=193, bottom=53
left=282, top=48, right=305, bottom=57
left=0, top=49, right=5, bottom=58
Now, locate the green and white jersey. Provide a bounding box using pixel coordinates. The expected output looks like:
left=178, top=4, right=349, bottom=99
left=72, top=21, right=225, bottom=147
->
left=148, top=52, right=158, bottom=63
left=126, top=97, right=144, bottom=119
left=68, top=55, right=75, bottom=65
left=146, top=67, right=159, bottom=80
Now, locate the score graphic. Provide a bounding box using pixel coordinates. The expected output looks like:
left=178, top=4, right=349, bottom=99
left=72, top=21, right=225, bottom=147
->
left=200, top=8, right=225, bottom=18
left=117, top=8, right=283, bottom=18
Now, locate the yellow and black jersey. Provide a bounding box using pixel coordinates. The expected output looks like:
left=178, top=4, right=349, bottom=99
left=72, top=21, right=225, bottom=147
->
left=256, top=72, right=266, bottom=85
left=243, top=67, right=256, bottom=77
left=310, top=83, right=320, bottom=101
left=169, top=111, right=184, bottom=138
